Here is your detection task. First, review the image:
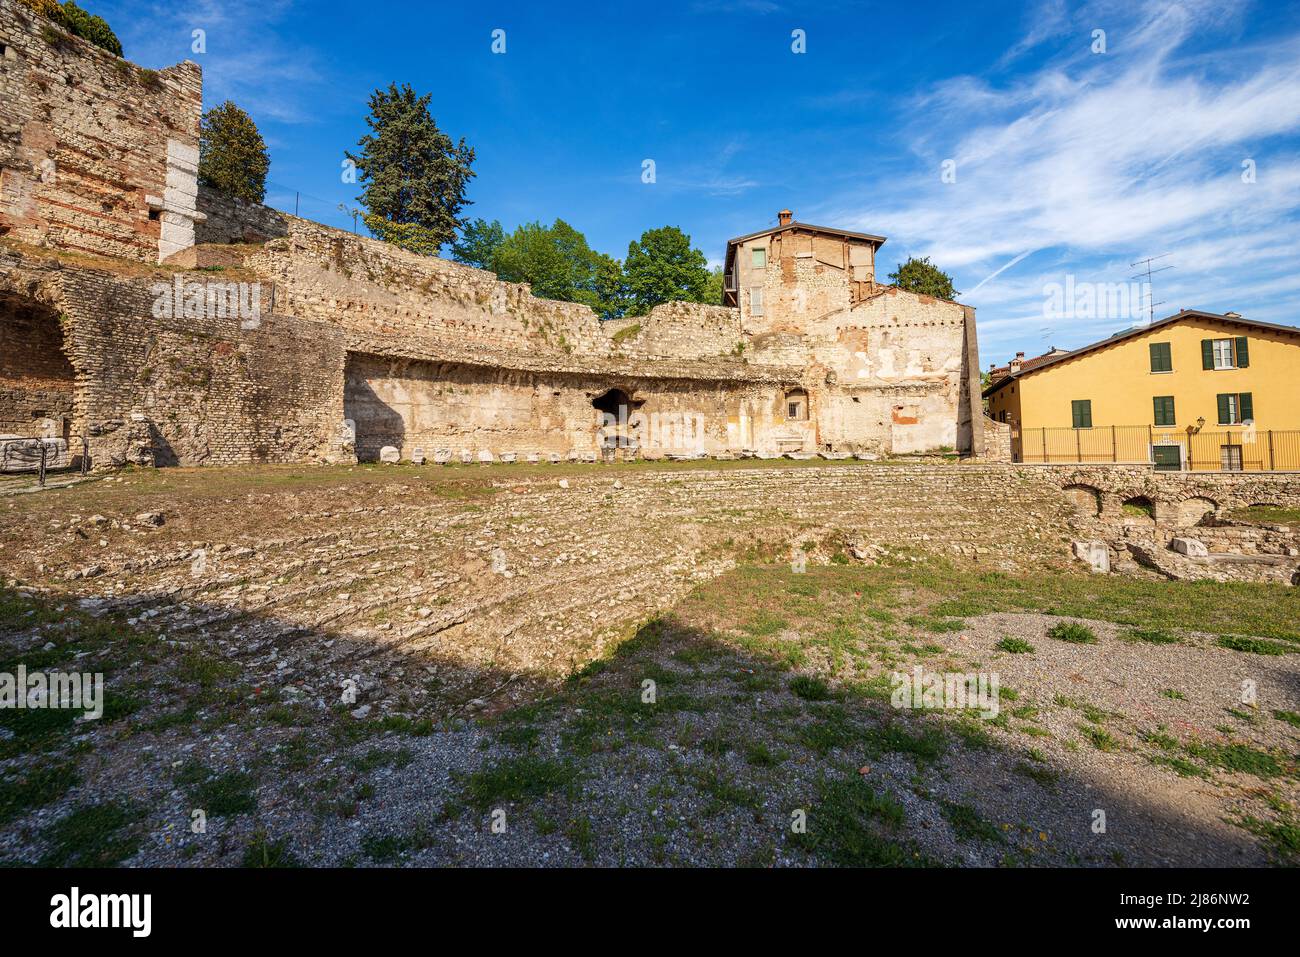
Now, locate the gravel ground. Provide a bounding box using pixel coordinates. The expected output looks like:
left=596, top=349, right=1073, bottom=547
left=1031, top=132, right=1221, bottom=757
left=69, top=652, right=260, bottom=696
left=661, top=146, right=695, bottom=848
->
left=0, top=464, right=1296, bottom=867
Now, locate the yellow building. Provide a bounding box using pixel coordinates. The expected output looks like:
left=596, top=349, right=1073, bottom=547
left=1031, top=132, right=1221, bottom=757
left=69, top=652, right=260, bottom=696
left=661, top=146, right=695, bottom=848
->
left=985, top=309, right=1300, bottom=471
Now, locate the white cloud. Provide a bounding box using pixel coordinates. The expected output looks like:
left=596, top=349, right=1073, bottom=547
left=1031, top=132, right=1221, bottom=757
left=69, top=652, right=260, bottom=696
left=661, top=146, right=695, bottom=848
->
left=828, top=0, right=1300, bottom=357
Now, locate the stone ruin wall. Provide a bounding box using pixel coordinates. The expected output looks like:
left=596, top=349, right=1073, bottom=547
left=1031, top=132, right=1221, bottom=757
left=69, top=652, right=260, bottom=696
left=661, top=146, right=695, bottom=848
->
left=0, top=248, right=344, bottom=466
left=0, top=0, right=202, bottom=263
left=0, top=0, right=983, bottom=468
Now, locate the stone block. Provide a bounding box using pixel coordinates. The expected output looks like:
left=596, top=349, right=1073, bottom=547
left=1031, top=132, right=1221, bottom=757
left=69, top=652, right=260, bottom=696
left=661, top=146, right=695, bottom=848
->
left=1170, top=537, right=1209, bottom=558
left=1072, top=540, right=1110, bottom=574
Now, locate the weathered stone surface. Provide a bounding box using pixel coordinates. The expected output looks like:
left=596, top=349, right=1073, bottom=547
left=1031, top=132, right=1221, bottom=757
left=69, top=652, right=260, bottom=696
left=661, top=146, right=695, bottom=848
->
left=1072, top=540, right=1111, bottom=574
left=1170, top=537, right=1209, bottom=557
left=379, top=446, right=400, bottom=464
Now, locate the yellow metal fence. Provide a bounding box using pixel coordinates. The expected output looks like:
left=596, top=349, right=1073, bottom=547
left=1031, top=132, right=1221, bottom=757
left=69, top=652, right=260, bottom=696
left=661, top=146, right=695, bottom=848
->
left=1012, top=426, right=1300, bottom=471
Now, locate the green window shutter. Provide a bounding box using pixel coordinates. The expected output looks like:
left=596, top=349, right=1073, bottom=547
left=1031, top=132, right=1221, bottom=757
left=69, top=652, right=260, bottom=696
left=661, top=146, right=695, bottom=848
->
left=1201, top=339, right=1214, bottom=369
left=1153, top=396, right=1175, bottom=426
left=1149, top=342, right=1172, bottom=372
left=1072, top=399, right=1091, bottom=428
left=1217, top=393, right=1231, bottom=424
left=1234, top=336, right=1249, bottom=368
left=1240, top=392, right=1253, bottom=422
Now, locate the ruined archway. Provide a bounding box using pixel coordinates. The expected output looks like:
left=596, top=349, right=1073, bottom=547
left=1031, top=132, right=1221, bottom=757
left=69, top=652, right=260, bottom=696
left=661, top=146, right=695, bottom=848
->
left=1176, top=496, right=1218, bottom=527
left=1121, top=495, right=1157, bottom=526
left=592, top=388, right=632, bottom=420
left=0, top=291, right=75, bottom=440
left=1062, top=483, right=1103, bottom=518
left=593, top=388, right=640, bottom=450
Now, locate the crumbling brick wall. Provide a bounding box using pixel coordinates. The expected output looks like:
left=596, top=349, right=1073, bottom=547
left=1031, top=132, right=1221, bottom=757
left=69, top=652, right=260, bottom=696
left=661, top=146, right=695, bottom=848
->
left=0, top=0, right=201, bottom=263
left=195, top=187, right=289, bottom=245
left=0, top=287, right=73, bottom=435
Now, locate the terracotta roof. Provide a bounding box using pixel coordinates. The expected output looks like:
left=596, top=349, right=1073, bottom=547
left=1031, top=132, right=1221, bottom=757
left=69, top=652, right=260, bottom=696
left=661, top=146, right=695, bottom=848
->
left=723, top=221, right=886, bottom=274
left=987, top=350, right=1065, bottom=379
left=982, top=309, right=1300, bottom=398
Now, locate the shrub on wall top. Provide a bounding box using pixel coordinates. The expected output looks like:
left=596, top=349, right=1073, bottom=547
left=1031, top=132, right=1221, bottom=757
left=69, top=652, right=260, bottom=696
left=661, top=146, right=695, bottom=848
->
left=20, top=0, right=124, bottom=58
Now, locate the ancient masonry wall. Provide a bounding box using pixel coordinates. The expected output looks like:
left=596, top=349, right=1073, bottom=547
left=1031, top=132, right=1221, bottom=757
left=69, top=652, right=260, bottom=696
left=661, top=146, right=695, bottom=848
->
left=0, top=248, right=344, bottom=466
left=195, top=186, right=290, bottom=245
left=0, top=0, right=202, bottom=263
left=0, top=285, right=73, bottom=435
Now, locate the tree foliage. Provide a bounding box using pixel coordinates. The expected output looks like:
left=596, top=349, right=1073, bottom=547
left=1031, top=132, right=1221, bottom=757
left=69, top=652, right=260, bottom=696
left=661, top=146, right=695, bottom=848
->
left=449, top=218, right=505, bottom=270
left=888, top=256, right=959, bottom=301
left=622, top=226, right=711, bottom=316
left=489, top=220, right=628, bottom=319
left=198, top=101, right=270, bottom=204
left=347, top=83, right=475, bottom=256
left=23, top=0, right=123, bottom=57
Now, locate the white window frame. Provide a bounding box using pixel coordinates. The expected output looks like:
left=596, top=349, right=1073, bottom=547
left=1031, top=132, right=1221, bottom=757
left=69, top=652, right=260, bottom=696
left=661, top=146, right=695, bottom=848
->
left=1212, top=338, right=1235, bottom=370
left=750, top=287, right=764, bottom=316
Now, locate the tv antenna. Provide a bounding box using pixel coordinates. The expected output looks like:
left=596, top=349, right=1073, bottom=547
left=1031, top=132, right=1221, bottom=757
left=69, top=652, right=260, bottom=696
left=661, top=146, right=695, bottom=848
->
left=1130, top=254, right=1174, bottom=324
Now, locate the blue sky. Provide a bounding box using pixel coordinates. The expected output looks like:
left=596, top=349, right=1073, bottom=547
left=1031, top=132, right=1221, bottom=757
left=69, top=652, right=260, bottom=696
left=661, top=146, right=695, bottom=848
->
left=100, top=0, right=1300, bottom=362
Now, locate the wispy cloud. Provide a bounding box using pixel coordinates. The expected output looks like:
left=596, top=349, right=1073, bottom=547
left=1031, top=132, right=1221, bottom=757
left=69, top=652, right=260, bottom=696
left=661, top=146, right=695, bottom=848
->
left=827, top=0, right=1300, bottom=357
left=114, top=0, right=331, bottom=125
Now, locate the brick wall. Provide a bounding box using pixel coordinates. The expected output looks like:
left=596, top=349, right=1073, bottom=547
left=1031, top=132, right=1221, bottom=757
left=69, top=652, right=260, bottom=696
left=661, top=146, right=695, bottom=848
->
left=0, top=0, right=201, bottom=263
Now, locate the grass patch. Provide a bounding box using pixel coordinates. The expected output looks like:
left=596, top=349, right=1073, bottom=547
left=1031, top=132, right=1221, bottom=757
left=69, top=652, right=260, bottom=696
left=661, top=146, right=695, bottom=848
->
left=789, top=675, right=832, bottom=701
left=38, top=802, right=142, bottom=867
left=453, top=756, right=578, bottom=811
left=1048, top=622, right=1098, bottom=644
left=191, top=770, right=258, bottom=817
left=0, top=763, right=79, bottom=825
left=1273, top=710, right=1300, bottom=729
left=242, top=831, right=302, bottom=867
left=1013, top=760, right=1059, bottom=788
left=1183, top=740, right=1287, bottom=779
left=1124, top=627, right=1180, bottom=645
left=1078, top=724, right=1120, bottom=752
left=1216, top=635, right=1293, bottom=656
left=996, top=637, right=1034, bottom=654
left=792, top=776, right=923, bottom=866
left=941, top=801, right=1004, bottom=844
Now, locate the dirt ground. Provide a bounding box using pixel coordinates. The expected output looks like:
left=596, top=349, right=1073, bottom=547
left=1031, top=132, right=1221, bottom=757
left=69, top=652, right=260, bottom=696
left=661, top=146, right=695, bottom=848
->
left=0, top=462, right=1296, bottom=867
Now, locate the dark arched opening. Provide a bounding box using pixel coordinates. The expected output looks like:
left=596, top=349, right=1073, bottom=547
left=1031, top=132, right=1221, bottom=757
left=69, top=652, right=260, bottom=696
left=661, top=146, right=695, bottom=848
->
left=0, top=291, right=74, bottom=440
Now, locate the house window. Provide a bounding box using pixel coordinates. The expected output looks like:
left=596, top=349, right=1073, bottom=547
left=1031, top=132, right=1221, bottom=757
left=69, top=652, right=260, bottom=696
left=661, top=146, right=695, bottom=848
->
left=1217, top=392, right=1253, bottom=425
left=749, top=287, right=764, bottom=316
left=1071, top=399, right=1092, bottom=429
left=752, top=247, right=767, bottom=269
left=785, top=389, right=808, bottom=421
left=1203, top=336, right=1250, bottom=370
left=1220, top=444, right=1243, bottom=472
left=1149, top=342, right=1172, bottom=373
left=1153, top=395, right=1175, bottom=426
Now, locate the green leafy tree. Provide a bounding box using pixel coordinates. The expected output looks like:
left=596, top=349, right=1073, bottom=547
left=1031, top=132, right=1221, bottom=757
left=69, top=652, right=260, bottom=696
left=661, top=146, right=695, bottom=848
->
left=198, top=101, right=270, bottom=203
left=702, top=266, right=725, bottom=306
left=592, top=253, right=632, bottom=321
left=347, top=83, right=475, bottom=255
left=22, top=1, right=123, bottom=56
left=490, top=219, right=629, bottom=320
left=450, top=218, right=504, bottom=270
left=888, top=256, right=959, bottom=300
left=622, top=226, right=711, bottom=315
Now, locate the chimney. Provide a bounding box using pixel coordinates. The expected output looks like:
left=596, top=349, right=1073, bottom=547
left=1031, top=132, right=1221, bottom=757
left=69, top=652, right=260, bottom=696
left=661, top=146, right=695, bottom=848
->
left=778, top=209, right=793, bottom=226
left=1009, top=351, right=1025, bottom=373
